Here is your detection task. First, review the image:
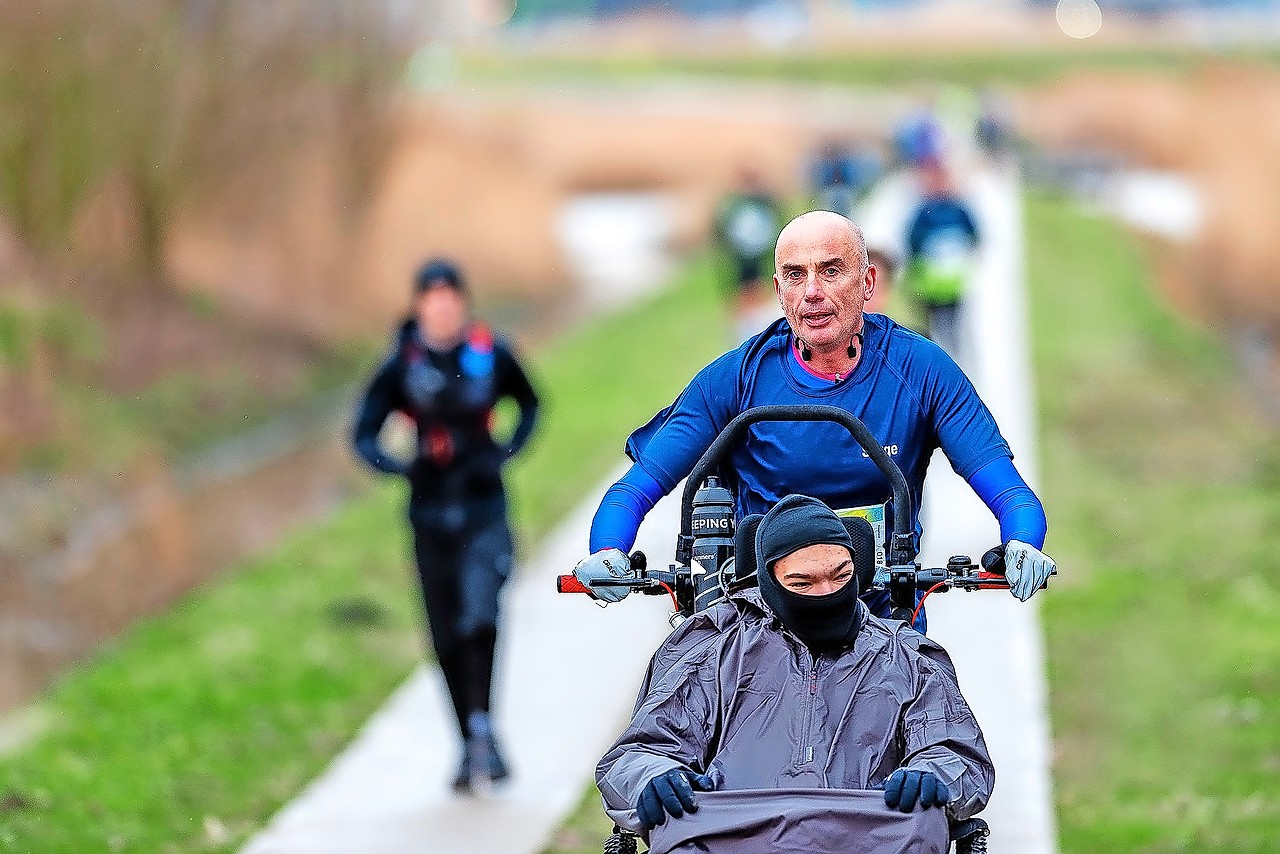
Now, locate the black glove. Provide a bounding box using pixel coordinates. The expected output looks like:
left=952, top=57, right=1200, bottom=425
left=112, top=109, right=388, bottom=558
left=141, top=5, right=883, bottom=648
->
left=883, top=768, right=950, bottom=812
left=636, top=768, right=717, bottom=830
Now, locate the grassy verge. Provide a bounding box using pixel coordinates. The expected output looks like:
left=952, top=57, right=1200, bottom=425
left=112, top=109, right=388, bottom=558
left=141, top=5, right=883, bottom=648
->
left=0, top=256, right=731, bottom=853
left=461, top=46, right=1280, bottom=91
left=0, top=290, right=374, bottom=475
left=1027, top=194, right=1280, bottom=852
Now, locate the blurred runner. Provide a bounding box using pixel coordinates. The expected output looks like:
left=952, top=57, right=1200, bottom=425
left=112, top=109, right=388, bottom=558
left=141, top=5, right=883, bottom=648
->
left=714, top=164, right=785, bottom=342
left=975, top=88, right=1015, bottom=163
left=865, top=245, right=898, bottom=316
left=809, top=139, right=882, bottom=218
left=893, top=102, right=945, bottom=170
left=352, top=258, right=540, bottom=793
left=902, top=162, right=980, bottom=362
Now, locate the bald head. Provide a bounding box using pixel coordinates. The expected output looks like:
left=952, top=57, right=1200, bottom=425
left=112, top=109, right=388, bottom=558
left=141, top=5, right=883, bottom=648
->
left=774, top=211, right=868, bottom=272
left=772, top=210, right=876, bottom=364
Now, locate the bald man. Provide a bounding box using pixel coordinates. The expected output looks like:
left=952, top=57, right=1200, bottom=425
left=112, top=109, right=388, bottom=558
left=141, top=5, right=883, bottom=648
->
left=575, top=211, right=1055, bottom=628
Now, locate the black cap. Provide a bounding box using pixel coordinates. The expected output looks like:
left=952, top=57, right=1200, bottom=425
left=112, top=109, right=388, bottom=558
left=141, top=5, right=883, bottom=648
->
left=754, top=494, right=861, bottom=653
left=756, top=494, right=854, bottom=572
left=413, top=258, right=466, bottom=296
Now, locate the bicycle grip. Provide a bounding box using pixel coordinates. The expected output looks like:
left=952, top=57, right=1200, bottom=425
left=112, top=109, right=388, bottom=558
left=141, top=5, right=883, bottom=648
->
left=980, top=545, right=1006, bottom=575
left=557, top=574, right=591, bottom=594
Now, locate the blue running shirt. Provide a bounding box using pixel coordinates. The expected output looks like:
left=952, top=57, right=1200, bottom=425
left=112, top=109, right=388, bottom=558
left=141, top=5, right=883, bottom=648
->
left=624, top=313, right=1013, bottom=543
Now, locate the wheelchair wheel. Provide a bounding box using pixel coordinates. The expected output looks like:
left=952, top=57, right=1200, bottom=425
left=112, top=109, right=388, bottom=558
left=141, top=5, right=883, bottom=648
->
left=952, top=817, right=990, bottom=853
left=604, top=826, right=638, bottom=854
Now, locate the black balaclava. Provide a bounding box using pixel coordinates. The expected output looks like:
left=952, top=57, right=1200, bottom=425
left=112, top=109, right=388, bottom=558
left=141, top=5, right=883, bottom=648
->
left=755, top=494, right=861, bottom=654
left=414, top=258, right=467, bottom=297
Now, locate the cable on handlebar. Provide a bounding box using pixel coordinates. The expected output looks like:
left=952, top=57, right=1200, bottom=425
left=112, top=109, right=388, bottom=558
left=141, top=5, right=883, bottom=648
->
left=911, top=580, right=948, bottom=627
left=655, top=579, right=678, bottom=611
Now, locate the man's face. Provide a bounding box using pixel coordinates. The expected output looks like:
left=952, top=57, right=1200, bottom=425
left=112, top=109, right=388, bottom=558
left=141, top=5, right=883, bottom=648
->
left=416, top=283, right=467, bottom=342
left=774, top=215, right=875, bottom=352
left=772, top=543, right=855, bottom=596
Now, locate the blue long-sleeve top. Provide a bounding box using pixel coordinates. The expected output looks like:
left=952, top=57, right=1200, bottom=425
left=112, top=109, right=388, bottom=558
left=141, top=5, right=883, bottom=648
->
left=589, top=456, right=1044, bottom=554
left=588, top=314, right=1046, bottom=555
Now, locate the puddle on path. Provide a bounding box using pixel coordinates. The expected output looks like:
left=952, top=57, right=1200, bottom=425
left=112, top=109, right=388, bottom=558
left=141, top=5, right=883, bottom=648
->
left=556, top=191, right=679, bottom=313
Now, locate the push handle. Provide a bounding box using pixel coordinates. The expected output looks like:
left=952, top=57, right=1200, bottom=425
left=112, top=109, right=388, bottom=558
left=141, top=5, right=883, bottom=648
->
left=555, top=552, right=649, bottom=596
left=679, top=405, right=915, bottom=565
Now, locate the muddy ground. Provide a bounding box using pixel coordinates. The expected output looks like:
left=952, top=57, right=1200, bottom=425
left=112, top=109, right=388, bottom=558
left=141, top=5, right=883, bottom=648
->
left=158, top=64, right=1280, bottom=344
left=1020, top=62, right=1280, bottom=334
left=163, top=82, right=905, bottom=338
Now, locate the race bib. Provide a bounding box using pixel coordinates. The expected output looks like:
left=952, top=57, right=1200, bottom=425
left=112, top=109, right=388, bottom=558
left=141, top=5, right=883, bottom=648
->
left=835, top=502, right=887, bottom=571
left=726, top=202, right=778, bottom=257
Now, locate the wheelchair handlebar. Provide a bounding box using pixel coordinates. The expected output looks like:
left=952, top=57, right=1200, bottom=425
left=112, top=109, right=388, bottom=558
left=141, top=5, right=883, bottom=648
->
left=678, top=405, right=917, bottom=567
left=558, top=551, right=1040, bottom=600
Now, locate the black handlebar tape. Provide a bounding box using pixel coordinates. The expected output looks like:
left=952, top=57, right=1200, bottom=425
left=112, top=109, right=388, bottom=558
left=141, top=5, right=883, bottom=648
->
left=915, top=568, right=950, bottom=587
left=679, top=405, right=914, bottom=563
left=981, top=545, right=1007, bottom=575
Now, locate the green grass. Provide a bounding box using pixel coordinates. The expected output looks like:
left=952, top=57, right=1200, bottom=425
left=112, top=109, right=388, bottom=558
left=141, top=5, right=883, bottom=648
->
left=41, top=345, right=365, bottom=475
left=1026, top=194, right=1280, bottom=852
left=0, top=287, right=376, bottom=474
left=0, top=256, right=731, bottom=853
left=461, top=45, right=1280, bottom=91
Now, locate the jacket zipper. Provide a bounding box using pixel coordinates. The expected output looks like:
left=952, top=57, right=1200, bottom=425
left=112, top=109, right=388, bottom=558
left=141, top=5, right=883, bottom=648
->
left=799, top=655, right=819, bottom=765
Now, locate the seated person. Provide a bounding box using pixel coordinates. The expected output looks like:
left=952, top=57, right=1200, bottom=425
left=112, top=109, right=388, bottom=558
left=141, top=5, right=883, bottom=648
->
left=596, top=494, right=994, bottom=848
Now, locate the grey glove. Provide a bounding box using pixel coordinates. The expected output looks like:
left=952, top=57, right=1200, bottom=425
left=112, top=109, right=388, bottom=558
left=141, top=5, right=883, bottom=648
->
left=572, top=548, right=634, bottom=604
left=1004, top=540, right=1056, bottom=602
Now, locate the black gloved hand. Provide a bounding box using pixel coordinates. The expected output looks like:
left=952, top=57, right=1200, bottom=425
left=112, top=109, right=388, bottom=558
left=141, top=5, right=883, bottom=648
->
left=636, top=768, right=717, bottom=830
left=883, top=768, right=950, bottom=812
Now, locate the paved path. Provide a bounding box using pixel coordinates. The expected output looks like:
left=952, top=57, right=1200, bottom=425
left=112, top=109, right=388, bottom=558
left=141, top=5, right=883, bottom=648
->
left=861, top=168, right=1058, bottom=853
left=243, top=472, right=680, bottom=853
left=246, top=168, right=1056, bottom=854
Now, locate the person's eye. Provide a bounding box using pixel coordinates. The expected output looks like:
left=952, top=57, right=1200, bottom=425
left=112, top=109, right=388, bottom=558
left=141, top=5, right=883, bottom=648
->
left=823, top=266, right=841, bottom=278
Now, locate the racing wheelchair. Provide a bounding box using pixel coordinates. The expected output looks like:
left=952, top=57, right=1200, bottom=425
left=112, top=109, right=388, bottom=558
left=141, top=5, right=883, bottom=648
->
left=559, top=405, right=1032, bottom=853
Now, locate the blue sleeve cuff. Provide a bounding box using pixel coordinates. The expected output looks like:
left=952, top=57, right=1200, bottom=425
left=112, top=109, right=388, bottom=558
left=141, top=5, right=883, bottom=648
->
left=967, top=457, right=1047, bottom=549
left=589, top=465, right=667, bottom=553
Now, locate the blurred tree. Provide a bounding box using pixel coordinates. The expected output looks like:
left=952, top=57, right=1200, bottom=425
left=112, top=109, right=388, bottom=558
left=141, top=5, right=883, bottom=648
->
left=0, top=0, right=415, bottom=284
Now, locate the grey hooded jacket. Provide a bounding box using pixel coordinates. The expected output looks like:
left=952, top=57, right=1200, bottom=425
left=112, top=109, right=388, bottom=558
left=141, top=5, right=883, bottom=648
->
left=596, top=589, right=994, bottom=841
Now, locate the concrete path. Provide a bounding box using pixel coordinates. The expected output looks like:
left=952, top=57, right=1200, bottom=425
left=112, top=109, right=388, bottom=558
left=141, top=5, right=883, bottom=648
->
left=860, top=168, right=1058, bottom=853
left=246, top=167, right=1056, bottom=854
left=243, top=472, right=680, bottom=853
